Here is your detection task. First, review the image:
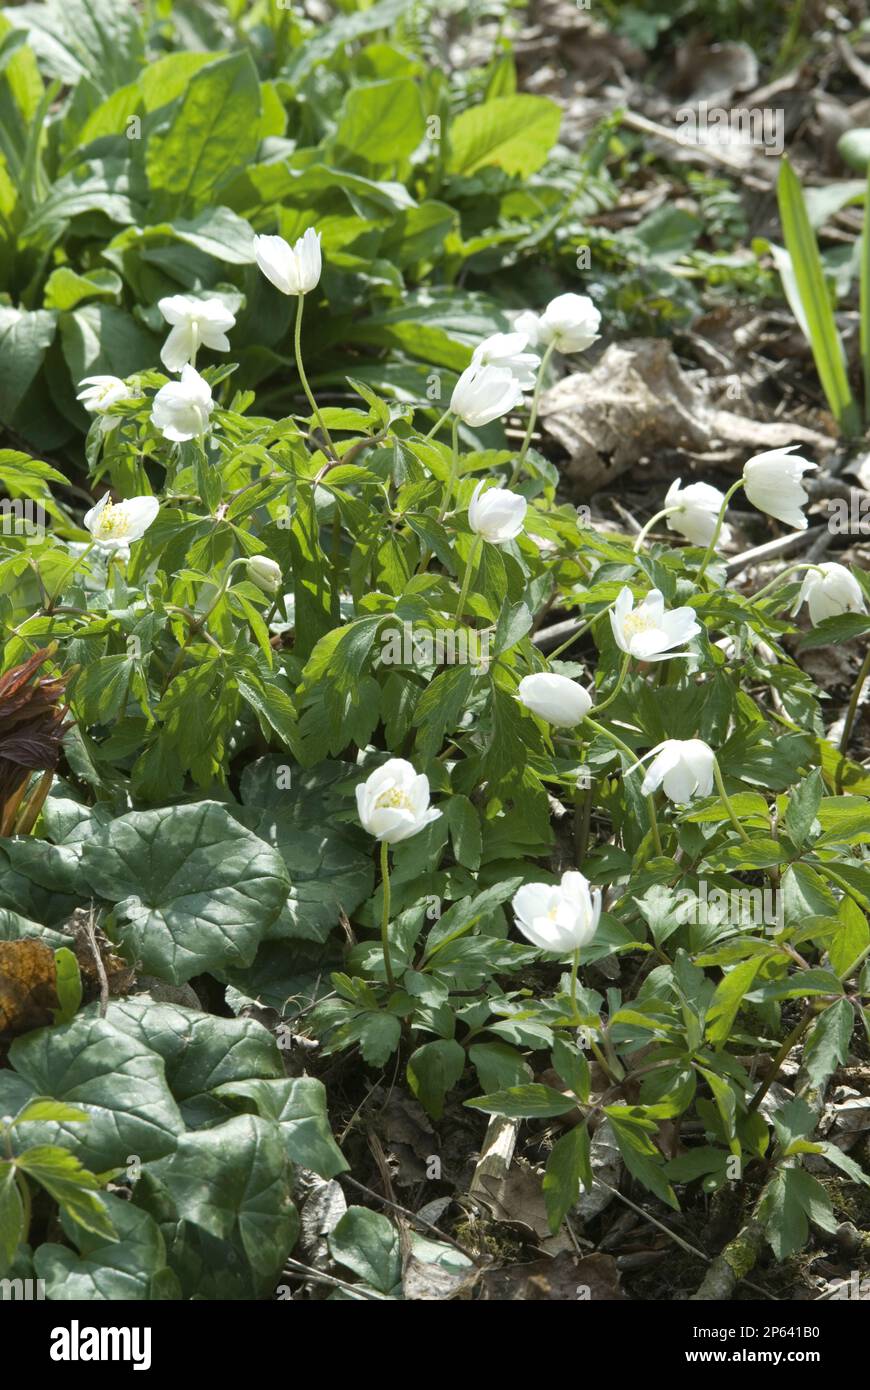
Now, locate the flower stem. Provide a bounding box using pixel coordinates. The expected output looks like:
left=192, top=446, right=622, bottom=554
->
left=646, top=794, right=663, bottom=856
left=750, top=562, right=824, bottom=607
left=454, top=534, right=483, bottom=621
left=425, top=406, right=451, bottom=440
left=712, top=756, right=751, bottom=844
left=633, top=506, right=680, bottom=552
left=380, top=838, right=395, bottom=989
left=437, top=417, right=460, bottom=522
left=695, top=479, right=743, bottom=586
left=583, top=715, right=663, bottom=853
left=294, top=294, right=335, bottom=457
left=839, top=645, right=870, bottom=758
left=509, top=339, right=555, bottom=486
left=548, top=598, right=619, bottom=661
left=45, top=541, right=95, bottom=610
left=569, top=946, right=580, bottom=1020
left=592, top=652, right=630, bottom=715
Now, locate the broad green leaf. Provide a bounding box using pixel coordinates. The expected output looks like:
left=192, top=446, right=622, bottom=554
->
left=543, top=1124, right=592, bottom=1233
left=213, top=1077, right=348, bottom=1179
left=406, top=1039, right=465, bottom=1120
left=0, top=306, right=56, bottom=428
left=8, top=1013, right=184, bottom=1169
left=80, top=802, right=289, bottom=984
left=141, top=1115, right=297, bottom=1280
left=465, top=1083, right=578, bottom=1119
left=329, top=1206, right=401, bottom=1295
left=34, top=1194, right=180, bottom=1300
left=146, top=52, right=261, bottom=216
left=448, top=94, right=561, bottom=177
left=334, top=79, right=425, bottom=165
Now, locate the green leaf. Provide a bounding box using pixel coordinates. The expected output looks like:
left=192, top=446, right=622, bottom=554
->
left=334, top=78, right=425, bottom=165
left=464, top=1083, right=578, bottom=1119
left=329, top=1206, right=401, bottom=1295
left=142, top=1115, right=297, bottom=1280
left=550, top=1037, right=591, bottom=1103
left=0, top=1163, right=24, bottom=1271
left=447, top=94, right=561, bottom=177
left=812, top=1140, right=870, bottom=1186
left=34, top=1193, right=180, bottom=1299
left=468, top=1042, right=531, bottom=1093
left=543, top=1124, right=592, bottom=1233
left=80, top=802, right=289, bottom=984
left=52, top=947, right=82, bottom=1025
left=213, top=1077, right=347, bottom=1179
left=8, top=1012, right=184, bottom=1169
left=349, top=1011, right=402, bottom=1068
left=776, top=158, right=862, bottom=434
left=705, top=956, right=767, bottom=1045
left=406, top=1039, right=465, bottom=1120
left=783, top=769, right=823, bottom=848
left=802, top=998, right=854, bottom=1090
left=146, top=52, right=262, bottom=216
left=0, top=306, right=56, bottom=428
left=12, top=1098, right=89, bottom=1126
left=104, top=997, right=282, bottom=1128
left=16, top=1146, right=116, bottom=1240
left=608, top=1115, right=679, bottom=1210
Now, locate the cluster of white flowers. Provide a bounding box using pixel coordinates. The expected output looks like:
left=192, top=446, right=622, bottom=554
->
left=71, top=220, right=867, bottom=984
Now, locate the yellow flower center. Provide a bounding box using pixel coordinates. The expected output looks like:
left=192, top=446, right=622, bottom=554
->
left=375, top=787, right=411, bottom=811
left=622, top=608, right=655, bottom=638
left=94, top=503, right=130, bottom=539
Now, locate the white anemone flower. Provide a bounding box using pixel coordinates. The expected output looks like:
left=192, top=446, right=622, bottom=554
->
left=468, top=481, right=526, bottom=542
left=451, top=363, right=524, bottom=427
left=793, top=563, right=867, bottom=625
left=356, top=758, right=441, bottom=845
left=471, top=332, right=540, bottom=390
left=517, top=672, right=593, bottom=727
left=610, top=586, right=701, bottom=661
left=157, top=295, right=235, bottom=372
left=151, top=365, right=214, bottom=442
left=633, top=738, right=716, bottom=803
left=76, top=375, right=131, bottom=432
left=254, top=228, right=322, bottom=295
left=665, top=478, right=732, bottom=547
left=512, top=870, right=602, bottom=952
left=742, top=447, right=816, bottom=530
left=83, top=493, right=159, bottom=554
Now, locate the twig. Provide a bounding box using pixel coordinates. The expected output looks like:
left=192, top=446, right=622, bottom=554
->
left=281, top=1256, right=387, bottom=1300
left=83, top=907, right=109, bottom=1019
left=339, top=1173, right=477, bottom=1261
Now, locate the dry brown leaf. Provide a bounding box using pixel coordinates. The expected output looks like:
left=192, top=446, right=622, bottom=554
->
left=0, top=937, right=58, bottom=1036
left=540, top=339, right=833, bottom=496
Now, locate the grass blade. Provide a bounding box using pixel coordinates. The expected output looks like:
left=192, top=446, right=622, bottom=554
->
left=776, top=156, right=862, bottom=436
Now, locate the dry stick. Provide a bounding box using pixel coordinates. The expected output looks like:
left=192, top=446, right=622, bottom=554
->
left=281, top=1256, right=387, bottom=1300
left=596, top=1179, right=778, bottom=1301
left=83, top=907, right=109, bottom=1019
left=339, top=1173, right=478, bottom=1261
